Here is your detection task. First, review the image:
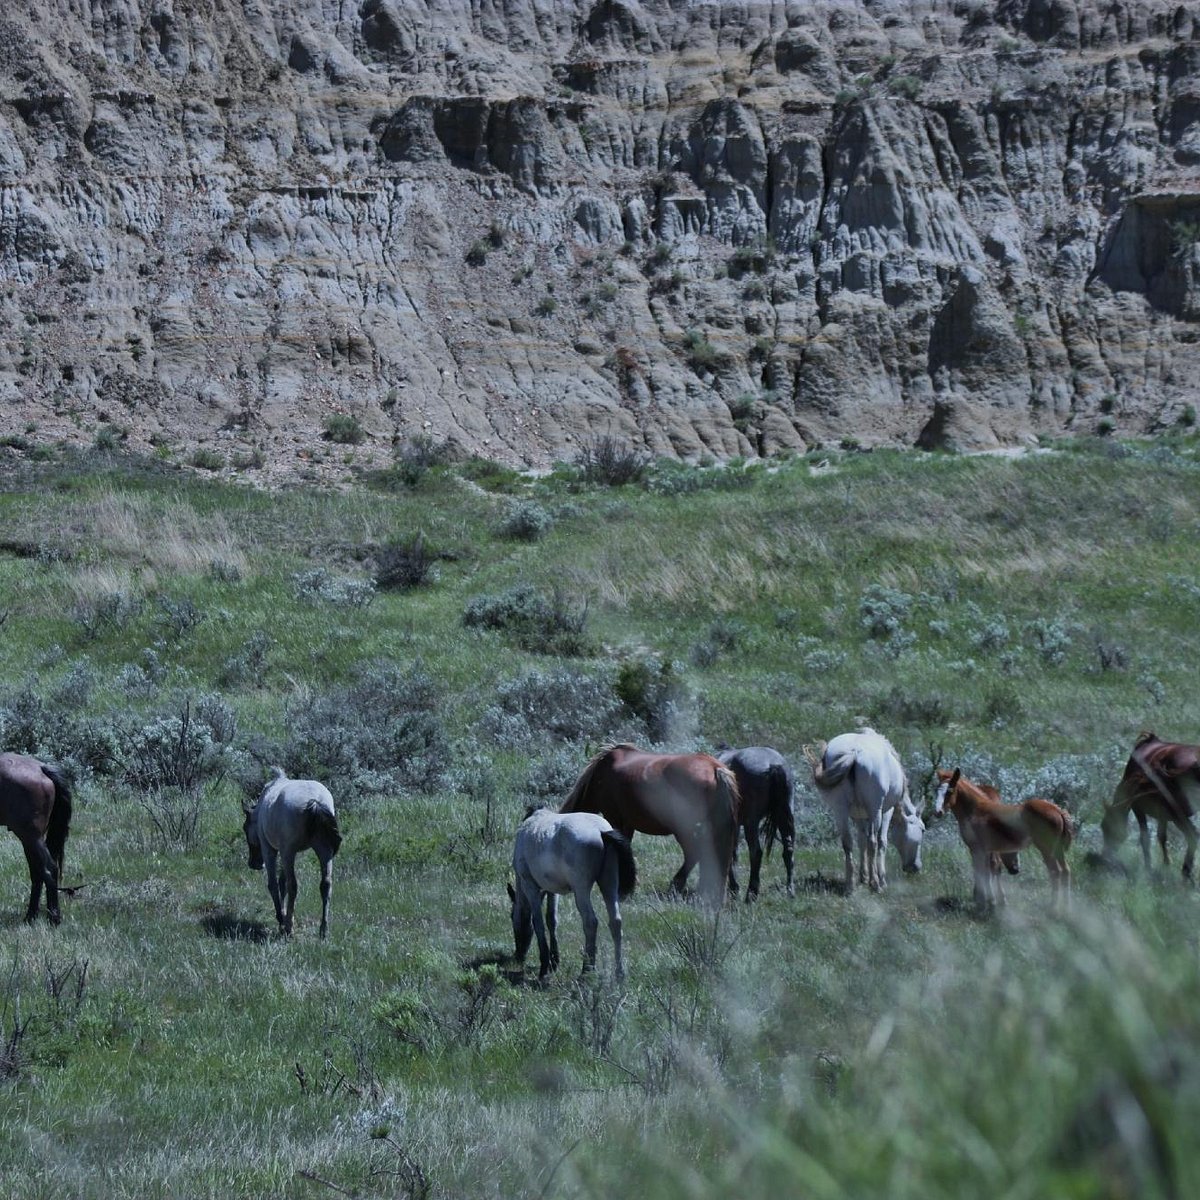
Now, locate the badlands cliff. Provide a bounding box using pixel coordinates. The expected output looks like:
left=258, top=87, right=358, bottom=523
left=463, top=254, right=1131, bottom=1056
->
left=2, top=1, right=1199, bottom=471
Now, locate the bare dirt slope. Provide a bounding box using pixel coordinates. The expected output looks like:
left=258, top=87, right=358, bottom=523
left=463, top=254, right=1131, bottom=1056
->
left=2, top=1, right=1199, bottom=474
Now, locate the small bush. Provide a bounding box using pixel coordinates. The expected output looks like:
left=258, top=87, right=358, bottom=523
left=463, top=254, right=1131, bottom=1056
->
left=465, top=240, right=489, bottom=266
left=374, top=533, right=435, bottom=590
left=614, top=654, right=691, bottom=742
left=189, top=448, right=225, bottom=471
left=575, top=436, right=648, bottom=486
left=534, top=296, right=558, bottom=317
left=683, top=328, right=720, bottom=372
left=156, top=596, right=205, bottom=641
left=323, top=414, right=366, bottom=445
left=859, top=585, right=913, bottom=640
left=376, top=434, right=450, bottom=490
left=462, top=585, right=590, bottom=656
left=1028, top=618, right=1072, bottom=666
left=496, top=501, right=552, bottom=542
left=71, top=590, right=142, bottom=641
left=890, top=74, right=923, bottom=100
left=116, top=696, right=234, bottom=793
left=218, top=631, right=271, bottom=688
left=292, top=568, right=376, bottom=608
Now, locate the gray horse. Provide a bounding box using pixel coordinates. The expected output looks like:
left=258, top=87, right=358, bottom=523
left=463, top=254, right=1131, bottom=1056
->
left=717, top=746, right=796, bottom=899
left=508, top=807, right=636, bottom=981
left=243, top=768, right=342, bottom=938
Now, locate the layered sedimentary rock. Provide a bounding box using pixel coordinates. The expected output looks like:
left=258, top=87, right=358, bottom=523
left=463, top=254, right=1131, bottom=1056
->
left=1, top=1, right=1198, bottom=473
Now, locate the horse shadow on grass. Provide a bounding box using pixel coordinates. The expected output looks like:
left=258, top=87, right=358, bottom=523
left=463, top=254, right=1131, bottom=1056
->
left=796, top=872, right=849, bottom=897
left=200, top=910, right=272, bottom=943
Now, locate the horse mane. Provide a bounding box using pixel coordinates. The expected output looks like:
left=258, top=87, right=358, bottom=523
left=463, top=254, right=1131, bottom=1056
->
left=305, top=802, right=341, bottom=853
left=268, top=765, right=287, bottom=781
left=1134, top=731, right=1157, bottom=747
left=560, top=745, right=630, bottom=812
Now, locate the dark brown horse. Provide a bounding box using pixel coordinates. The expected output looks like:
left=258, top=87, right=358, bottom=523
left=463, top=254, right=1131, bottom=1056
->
left=934, top=769, right=1072, bottom=909
left=560, top=744, right=739, bottom=906
left=1102, top=732, right=1200, bottom=879
left=0, top=752, right=73, bottom=924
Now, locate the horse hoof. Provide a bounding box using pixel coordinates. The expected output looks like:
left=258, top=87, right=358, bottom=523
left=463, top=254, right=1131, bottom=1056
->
left=49, top=912, right=62, bottom=927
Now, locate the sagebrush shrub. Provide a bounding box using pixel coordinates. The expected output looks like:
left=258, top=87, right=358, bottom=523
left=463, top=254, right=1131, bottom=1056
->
left=496, top=501, right=552, bottom=542
left=484, top=667, right=623, bottom=748
left=575, top=437, right=648, bottom=487
left=462, top=585, right=590, bottom=656
left=279, top=661, right=449, bottom=800
left=374, top=533, right=435, bottom=590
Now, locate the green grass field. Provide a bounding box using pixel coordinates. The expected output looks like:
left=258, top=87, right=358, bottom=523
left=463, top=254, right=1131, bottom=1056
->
left=0, top=438, right=1198, bottom=1198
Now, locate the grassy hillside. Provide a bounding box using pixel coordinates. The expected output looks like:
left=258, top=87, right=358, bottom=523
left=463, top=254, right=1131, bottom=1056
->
left=0, top=438, right=1198, bottom=1198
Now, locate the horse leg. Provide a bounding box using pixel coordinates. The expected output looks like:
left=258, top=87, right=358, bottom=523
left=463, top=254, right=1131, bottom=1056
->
left=971, top=849, right=992, bottom=912
left=1181, top=819, right=1197, bottom=882
left=669, top=835, right=699, bottom=898
left=317, top=850, right=333, bottom=939
left=603, top=886, right=624, bottom=982
left=1135, top=811, right=1152, bottom=873
left=262, top=845, right=285, bottom=931
left=835, top=811, right=854, bottom=895
left=727, top=833, right=740, bottom=898
left=876, top=811, right=892, bottom=893
left=781, top=808, right=796, bottom=899
left=545, top=893, right=560, bottom=971
left=1158, top=820, right=1171, bottom=868
left=573, top=889, right=599, bottom=974
left=39, top=840, right=61, bottom=925
left=744, top=821, right=763, bottom=901
left=529, top=890, right=553, bottom=980
left=281, top=852, right=299, bottom=936
left=20, top=840, right=45, bottom=923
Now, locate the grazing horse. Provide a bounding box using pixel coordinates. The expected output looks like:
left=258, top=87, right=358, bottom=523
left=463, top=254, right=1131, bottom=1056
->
left=806, top=729, right=923, bottom=893
left=243, top=768, right=342, bottom=938
left=934, top=769, right=1073, bottom=909
left=508, top=807, right=636, bottom=981
left=0, top=752, right=72, bottom=925
left=716, top=746, right=796, bottom=899
left=560, top=744, right=739, bottom=906
left=1102, top=732, right=1200, bottom=880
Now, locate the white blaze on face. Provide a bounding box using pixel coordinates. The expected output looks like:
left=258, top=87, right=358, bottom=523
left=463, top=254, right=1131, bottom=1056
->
left=933, top=781, right=949, bottom=815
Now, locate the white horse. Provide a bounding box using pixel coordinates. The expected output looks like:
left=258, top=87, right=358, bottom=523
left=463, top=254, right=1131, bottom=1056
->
left=507, top=807, right=636, bottom=981
left=243, top=768, right=342, bottom=938
left=807, top=728, right=924, bottom=893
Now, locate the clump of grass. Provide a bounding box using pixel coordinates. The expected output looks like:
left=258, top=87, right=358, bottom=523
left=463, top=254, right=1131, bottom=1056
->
left=462, top=585, right=591, bottom=656
left=323, top=413, right=366, bottom=445
left=575, top=436, right=648, bottom=486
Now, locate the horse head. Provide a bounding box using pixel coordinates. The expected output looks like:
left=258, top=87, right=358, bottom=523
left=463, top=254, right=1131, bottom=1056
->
left=932, top=768, right=960, bottom=817
left=893, top=790, right=925, bottom=873
left=1099, top=800, right=1130, bottom=852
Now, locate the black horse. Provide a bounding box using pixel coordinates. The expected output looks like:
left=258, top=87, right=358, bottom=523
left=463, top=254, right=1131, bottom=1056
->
left=717, top=746, right=795, bottom=899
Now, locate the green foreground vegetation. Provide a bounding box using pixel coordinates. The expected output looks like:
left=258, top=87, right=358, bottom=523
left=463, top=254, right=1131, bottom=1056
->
left=1, top=438, right=1199, bottom=1198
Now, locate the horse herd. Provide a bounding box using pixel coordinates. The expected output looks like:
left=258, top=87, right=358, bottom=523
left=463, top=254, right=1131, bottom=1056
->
left=0, top=728, right=1196, bottom=981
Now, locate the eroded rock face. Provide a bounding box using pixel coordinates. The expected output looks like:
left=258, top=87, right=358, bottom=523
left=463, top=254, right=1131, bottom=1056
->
left=1, top=1, right=1199, bottom=475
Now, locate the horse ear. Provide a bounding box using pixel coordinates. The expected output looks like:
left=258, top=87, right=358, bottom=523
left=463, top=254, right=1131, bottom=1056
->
left=949, top=768, right=961, bottom=787
left=506, top=882, right=515, bottom=902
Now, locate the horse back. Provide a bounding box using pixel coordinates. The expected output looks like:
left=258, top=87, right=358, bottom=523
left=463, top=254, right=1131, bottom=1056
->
left=1124, top=739, right=1200, bottom=820
left=0, top=752, right=56, bottom=831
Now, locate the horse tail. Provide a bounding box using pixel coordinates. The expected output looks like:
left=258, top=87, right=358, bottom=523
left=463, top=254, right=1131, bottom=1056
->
left=1060, top=805, right=1075, bottom=853
left=762, top=762, right=793, bottom=859
left=306, top=803, right=342, bottom=854
left=560, top=747, right=613, bottom=814
left=714, top=762, right=741, bottom=864
left=602, top=830, right=637, bottom=899
left=805, top=743, right=855, bottom=791
left=41, top=764, right=73, bottom=876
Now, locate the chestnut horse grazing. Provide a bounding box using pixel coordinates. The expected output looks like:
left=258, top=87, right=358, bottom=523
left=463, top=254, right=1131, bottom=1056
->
left=0, top=752, right=73, bottom=925
left=1101, top=732, right=1199, bottom=880
left=560, top=745, right=739, bottom=906
left=934, top=769, right=1073, bottom=909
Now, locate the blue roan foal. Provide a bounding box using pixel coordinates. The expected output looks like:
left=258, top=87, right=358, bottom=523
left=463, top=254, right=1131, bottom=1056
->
left=508, top=808, right=636, bottom=981
left=243, top=768, right=342, bottom=938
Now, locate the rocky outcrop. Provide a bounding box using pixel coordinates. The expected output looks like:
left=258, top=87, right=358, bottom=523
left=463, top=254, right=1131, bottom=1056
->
left=1, top=1, right=1199, bottom=475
